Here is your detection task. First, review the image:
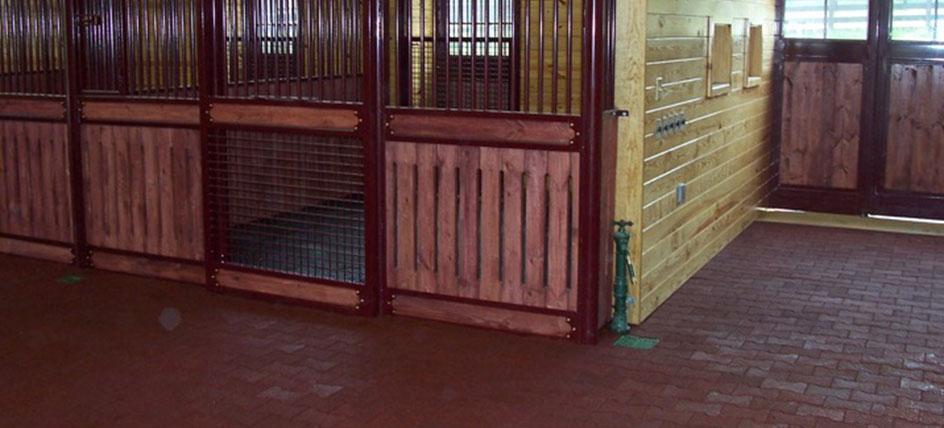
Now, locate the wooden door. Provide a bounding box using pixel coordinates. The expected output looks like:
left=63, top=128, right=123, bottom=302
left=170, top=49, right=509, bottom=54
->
left=873, top=40, right=944, bottom=219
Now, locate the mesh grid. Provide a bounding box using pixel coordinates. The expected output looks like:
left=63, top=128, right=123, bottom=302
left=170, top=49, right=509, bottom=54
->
left=208, top=130, right=365, bottom=284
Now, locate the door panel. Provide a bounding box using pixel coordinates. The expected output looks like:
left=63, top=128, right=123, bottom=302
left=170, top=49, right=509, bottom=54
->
left=884, top=63, right=944, bottom=195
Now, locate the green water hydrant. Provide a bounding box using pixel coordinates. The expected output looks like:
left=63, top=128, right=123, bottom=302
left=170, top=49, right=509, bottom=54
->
left=610, top=220, right=635, bottom=336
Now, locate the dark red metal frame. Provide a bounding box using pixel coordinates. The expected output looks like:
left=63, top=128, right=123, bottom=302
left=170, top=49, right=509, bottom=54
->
left=772, top=0, right=944, bottom=220
left=0, top=0, right=616, bottom=343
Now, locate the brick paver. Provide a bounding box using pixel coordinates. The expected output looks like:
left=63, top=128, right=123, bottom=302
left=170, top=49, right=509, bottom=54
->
left=2, top=223, right=943, bottom=427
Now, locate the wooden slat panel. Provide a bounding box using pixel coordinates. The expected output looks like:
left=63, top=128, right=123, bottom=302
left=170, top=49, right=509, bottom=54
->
left=0, top=120, right=72, bottom=243
left=478, top=147, right=501, bottom=302
left=523, top=150, right=548, bottom=307
left=210, top=104, right=360, bottom=132
left=457, top=146, right=480, bottom=299
left=387, top=142, right=579, bottom=312
left=392, top=294, right=572, bottom=338
left=780, top=61, right=862, bottom=189
left=217, top=269, right=360, bottom=308
left=0, top=98, right=65, bottom=120
left=885, top=64, right=944, bottom=194
left=82, top=101, right=200, bottom=125
left=415, top=144, right=437, bottom=293
left=388, top=113, right=577, bottom=146
left=92, top=252, right=204, bottom=284
left=435, top=144, right=459, bottom=296
left=83, top=125, right=203, bottom=261
left=500, top=149, right=525, bottom=305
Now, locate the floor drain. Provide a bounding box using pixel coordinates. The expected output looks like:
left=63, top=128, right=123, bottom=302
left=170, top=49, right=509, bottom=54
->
left=614, top=335, right=659, bottom=350
left=58, top=275, right=83, bottom=285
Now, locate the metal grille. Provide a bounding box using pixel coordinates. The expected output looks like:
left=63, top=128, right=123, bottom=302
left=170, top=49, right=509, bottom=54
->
left=389, top=0, right=582, bottom=114
left=0, top=0, right=66, bottom=96
left=77, top=0, right=200, bottom=98
left=220, top=0, right=364, bottom=101
left=208, top=131, right=365, bottom=284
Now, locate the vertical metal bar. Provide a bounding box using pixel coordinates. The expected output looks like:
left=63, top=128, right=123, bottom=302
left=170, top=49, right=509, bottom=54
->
left=65, top=0, right=89, bottom=267
left=565, top=0, right=572, bottom=113
left=551, top=0, right=558, bottom=113
left=522, top=0, right=529, bottom=111
left=471, top=0, right=477, bottom=108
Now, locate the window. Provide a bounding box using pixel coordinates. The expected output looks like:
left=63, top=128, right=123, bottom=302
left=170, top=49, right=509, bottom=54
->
left=892, top=0, right=944, bottom=41
left=708, top=23, right=733, bottom=97
left=783, top=0, right=869, bottom=40
left=745, top=25, right=764, bottom=88
left=257, top=0, right=298, bottom=55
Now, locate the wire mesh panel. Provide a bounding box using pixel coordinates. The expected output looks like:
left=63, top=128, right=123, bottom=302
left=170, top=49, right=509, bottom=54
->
left=207, top=131, right=365, bottom=284
left=219, top=0, right=364, bottom=101
left=76, top=0, right=199, bottom=98
left=388, top=0, right=583, bottom=113
left=0, top=0, right=66, bottom=96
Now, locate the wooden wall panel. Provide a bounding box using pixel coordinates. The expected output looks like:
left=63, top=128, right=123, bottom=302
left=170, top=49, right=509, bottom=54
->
left=885, top=64, right=944, bottom=194
left=780, top=61, right=862, bottom=189
left=635, top=1, right=778, bottom=323
left=0, top=120, right=72, bottom=243
left=386, top=141, right=579, bottom=312
left=82, top=125, right=203, bottom=261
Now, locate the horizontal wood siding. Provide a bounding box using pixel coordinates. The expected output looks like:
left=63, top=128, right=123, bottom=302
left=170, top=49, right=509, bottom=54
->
left=386, top=141, right=579, bottom=312
left=82, top=125, right=203, bottom=261
left=781, top=61, right=862, bottom=190
left=885, top=64, right=944, bottom=195
left=638, top=1, right=778, bottom=322
left=0, top=120, right=72, bottom=243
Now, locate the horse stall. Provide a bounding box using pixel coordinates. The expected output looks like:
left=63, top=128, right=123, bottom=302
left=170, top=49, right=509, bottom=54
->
left=0, top=0, right=618, bottom=343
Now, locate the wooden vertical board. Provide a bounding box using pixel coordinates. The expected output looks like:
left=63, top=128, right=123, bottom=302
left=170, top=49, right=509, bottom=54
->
left=115, top=128, right=132, bottom=251
left=128, top=130, right=147, bottom=254
left=144, top=129, right=162, bottom=255
left=435, top=144, right=459, bottom=296
left=0, top=122, right=7, bottom=233
left=158, top=128, right=177, bottom=257
left=16, top=122, right=31, bottom=237
left=569, top=151, right=580, bottom=312
left=500, top=149, right=525, bottom=305
left=522, top=150, right=547, bottom=307
left=385, top=143, right=395, bottom=290
left=395, top=142, right=417, bottom=290
left=457, top=145, right=480, bottom=299
left=545, top=151, right=570, bottom=310
left=83, top=126, right=100, bottom=247
left=415, top=143, right=437, bottom=293
left=478, top=147, right=501, bottom=302
left=187, top=131, right=204, bottom=260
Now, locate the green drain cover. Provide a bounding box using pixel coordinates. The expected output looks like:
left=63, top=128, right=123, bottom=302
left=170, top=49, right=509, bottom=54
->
left=614, top=335, right=659, bottom=350
left=58, top=275, right=84, bottom=285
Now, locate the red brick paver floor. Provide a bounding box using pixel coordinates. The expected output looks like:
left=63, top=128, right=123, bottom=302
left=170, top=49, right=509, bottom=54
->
left=2, top=223, right=944, bottom=427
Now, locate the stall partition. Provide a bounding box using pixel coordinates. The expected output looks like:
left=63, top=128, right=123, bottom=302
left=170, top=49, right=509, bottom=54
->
left=0, top=0, right=617, bottom=342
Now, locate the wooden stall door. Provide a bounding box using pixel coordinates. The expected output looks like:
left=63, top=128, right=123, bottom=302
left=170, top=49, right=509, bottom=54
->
left=876, top=59, right=944, bottom=219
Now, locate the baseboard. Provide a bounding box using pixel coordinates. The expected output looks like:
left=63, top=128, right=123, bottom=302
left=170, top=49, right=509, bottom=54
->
left=756, top=208, right=944, bottom=238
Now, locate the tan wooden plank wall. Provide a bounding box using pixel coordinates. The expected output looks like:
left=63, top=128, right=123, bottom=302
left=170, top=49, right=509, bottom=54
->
left=0, top=120, right=73, bottom=243
left=386, top=141, right=579, bottom=312
left=82, top=125, right=203, bottom=261
left=634, top=0, right=779, bottom=322
left=780, top=61, right=862, bottom=189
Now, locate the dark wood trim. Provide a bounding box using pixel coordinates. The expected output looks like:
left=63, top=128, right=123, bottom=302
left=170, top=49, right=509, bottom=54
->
left=209, top=103, right=361, bottom=132
left=0, top=236, right=74, bottom=264
left=391, top=294, right=574, bottom=338
left=387, top=113, right=579, bottom=148
left=81, top=101, right=200, bottom=125
left=216, top=268, right=362, bottom=309
left=0, top=98, right=66, bottom=120
left=66, top=0, right=89, bottom=267
left=91, top=250, right=206, bottom=284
